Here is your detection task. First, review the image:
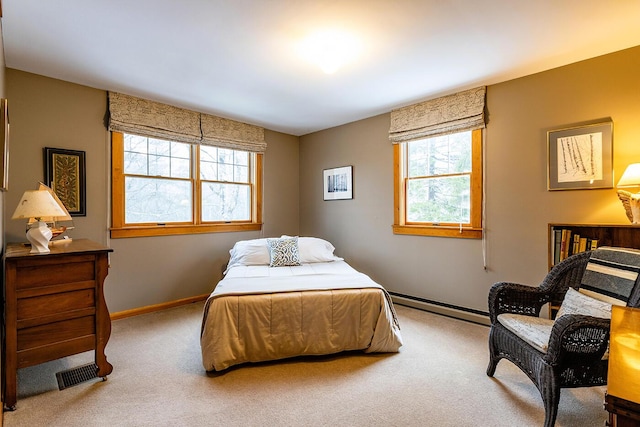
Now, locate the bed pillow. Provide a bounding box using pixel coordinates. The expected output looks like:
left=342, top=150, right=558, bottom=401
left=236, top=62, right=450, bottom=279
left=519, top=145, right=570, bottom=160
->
left=226, top=238, right=270, bottom=271
left=556, top=287, right=613, bottom=319
left=281, top=236, right=343, bottom=263
left=267, top=237, right=301, bottom=267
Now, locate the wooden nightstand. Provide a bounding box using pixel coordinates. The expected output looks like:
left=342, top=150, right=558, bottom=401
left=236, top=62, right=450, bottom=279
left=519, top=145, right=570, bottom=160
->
left=2, top=239, right=113, bottom=410
left=605, top=393, right=640, bottom=426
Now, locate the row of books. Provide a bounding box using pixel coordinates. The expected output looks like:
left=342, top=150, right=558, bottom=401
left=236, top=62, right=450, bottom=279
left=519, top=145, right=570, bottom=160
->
left=551, top=228, right=599, bottom=265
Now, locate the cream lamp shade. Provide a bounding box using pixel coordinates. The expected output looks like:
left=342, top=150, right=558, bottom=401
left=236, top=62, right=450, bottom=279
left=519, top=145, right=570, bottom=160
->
left=12, top=189, right=70, bottom=253
left=617, top=163, right=640, bottom=224
left=608, top=305, right=640, bottom=404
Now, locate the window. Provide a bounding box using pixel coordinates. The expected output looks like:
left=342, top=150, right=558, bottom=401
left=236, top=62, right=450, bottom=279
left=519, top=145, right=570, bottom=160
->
left=111, top=132, right=262, bottom=238
left=393, top=129, right=482, bottom=238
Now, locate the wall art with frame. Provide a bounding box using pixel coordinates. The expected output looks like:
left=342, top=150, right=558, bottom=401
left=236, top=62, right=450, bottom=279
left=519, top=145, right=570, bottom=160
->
left=323, top=165, right=353, bottom=200
left=547, top=120, right=613, bottom=191
left=44, top=147, right=86, bottom=216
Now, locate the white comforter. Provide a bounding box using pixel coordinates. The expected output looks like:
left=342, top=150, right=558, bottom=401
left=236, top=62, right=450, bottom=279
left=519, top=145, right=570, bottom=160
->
left=200, top=261, right=403, bottom=371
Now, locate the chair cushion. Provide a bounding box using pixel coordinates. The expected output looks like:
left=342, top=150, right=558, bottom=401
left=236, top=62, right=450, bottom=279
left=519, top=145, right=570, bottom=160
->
left=497, top=313, right=554, bottom=353
left=498, top=289, right=613, bottom=357
left=581, top=247, right=640, bottom=305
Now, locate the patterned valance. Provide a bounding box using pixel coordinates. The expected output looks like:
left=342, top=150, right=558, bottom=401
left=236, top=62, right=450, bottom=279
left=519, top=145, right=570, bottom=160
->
left=108, top=92, right=266, bottom=153
left=201, top=113, right=266, bottom=152
left=389, top=86, right=486, bottom=144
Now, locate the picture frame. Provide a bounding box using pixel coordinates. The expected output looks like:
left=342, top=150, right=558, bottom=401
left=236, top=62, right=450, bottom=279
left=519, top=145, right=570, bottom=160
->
left=323, top=165, right=353, bottom=200
left=44, top=147, right=86, bottom=216
left=547, top=121, right=613, bottom=191
left=0, top=99, right=9, bottom=191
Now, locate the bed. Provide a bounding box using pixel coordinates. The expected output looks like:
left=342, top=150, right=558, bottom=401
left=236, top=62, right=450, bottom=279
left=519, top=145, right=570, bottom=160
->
left=200, top=236, right=403, bottom=371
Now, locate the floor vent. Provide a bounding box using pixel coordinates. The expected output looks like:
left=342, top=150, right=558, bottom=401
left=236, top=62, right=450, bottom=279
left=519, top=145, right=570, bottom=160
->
left=56, top=363, right=99, bottom=390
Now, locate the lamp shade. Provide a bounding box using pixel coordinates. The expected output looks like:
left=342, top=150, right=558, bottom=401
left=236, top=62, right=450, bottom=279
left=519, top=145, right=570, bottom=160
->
left=12, top=189, right=69, bottom=220
left=608, top=305, right=640, bottom=404
left=28, top=182, right=72, bottom=223
left=617, top=163, right=640, bottom=188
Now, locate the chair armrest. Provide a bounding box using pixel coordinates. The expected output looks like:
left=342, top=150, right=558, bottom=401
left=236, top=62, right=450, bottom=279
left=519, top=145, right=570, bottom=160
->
left=488, top=282, right=549, bottom=323
left=544, top=314, right=610, bottom=365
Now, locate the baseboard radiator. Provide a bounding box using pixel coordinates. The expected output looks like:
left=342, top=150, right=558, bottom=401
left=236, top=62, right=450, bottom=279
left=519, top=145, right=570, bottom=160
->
left=389, top=292, right=490, bottom=326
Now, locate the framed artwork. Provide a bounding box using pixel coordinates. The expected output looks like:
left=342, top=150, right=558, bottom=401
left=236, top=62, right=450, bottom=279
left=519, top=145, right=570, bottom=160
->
left=44, top=147, right=86, bottom=216
left=547, top=121, right=613, bottom=191
left=323, top=165, right=353, bottom=200
left=0, top=99, right=9, bottom=191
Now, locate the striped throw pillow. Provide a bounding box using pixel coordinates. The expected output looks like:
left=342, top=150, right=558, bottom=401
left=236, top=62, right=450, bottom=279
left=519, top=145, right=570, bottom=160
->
left=580, top=247, right=640, bottom=305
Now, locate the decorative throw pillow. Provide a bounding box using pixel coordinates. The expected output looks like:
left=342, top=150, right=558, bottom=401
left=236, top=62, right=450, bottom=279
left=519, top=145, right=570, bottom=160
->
left=556, top=287, right=613, bottom=319
left=267, top=237, right=301, bottom=267
left=580, top=247, right=640, bottom=305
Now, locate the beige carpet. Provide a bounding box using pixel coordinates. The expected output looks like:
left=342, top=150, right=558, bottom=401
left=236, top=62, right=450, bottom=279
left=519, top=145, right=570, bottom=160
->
left=4, top=302, right=607, bottom=426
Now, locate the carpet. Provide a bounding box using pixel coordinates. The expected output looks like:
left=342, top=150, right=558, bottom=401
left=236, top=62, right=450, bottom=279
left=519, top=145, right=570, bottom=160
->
left=3, top=302, right=608, bottom=426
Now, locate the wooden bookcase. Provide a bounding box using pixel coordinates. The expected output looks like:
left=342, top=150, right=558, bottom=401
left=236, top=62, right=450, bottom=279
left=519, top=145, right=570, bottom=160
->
left=548, top=223, right=640, bottom=269
left=547, top=223, right=640, bottom=318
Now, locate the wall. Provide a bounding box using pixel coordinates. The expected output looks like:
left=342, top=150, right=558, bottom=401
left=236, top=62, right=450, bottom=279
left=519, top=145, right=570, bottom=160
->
left=5, top=69, right=300, bottom=312
left=0, top=19, right=6, bottom=252
left=299, top=45, right=640, bottom=315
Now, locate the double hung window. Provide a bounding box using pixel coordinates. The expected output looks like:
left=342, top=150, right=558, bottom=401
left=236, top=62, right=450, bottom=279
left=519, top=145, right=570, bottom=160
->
left=111, top=132, right=262, bottom=238
left=393, top=129, right=482, bottom=238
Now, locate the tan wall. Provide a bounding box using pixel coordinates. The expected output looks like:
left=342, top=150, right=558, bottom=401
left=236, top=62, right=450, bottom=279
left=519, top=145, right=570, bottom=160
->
left=5, top=69, right=300, bottom=312
left=0, top=20, right=6, bottom=252
left=300, top=45, right=640, bottom=313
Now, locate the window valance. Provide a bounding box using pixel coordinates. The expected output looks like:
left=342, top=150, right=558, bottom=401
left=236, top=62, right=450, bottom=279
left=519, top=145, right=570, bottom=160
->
left=389, top=86, right=486, bottom=144
left=108, top=92, right=266, bottom=153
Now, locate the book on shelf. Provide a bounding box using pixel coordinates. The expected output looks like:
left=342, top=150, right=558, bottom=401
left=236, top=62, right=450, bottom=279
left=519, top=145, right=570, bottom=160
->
left=551, top=226, right=599, bottom=265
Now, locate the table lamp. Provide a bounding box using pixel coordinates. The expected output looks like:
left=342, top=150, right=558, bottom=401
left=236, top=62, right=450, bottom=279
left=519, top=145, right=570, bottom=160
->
left=617, top=163, right=640, bottom=224
left=12, top=188, right=71, bottom=253
left=608, top=305, right=640, bottom=404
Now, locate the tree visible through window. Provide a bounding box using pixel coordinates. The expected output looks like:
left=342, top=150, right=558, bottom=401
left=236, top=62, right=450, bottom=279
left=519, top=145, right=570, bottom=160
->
left=111, top=132, right=262, bottom=238
left=393, top=129, right=482, bottom=238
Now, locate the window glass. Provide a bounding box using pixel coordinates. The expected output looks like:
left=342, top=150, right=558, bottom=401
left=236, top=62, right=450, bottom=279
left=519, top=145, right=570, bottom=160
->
left=125, top=177, right=192, bottom=223
left=406, top=131, right=472, bottom=224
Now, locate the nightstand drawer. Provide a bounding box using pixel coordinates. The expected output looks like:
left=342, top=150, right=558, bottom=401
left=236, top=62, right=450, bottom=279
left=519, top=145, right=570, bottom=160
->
left=13, top=256, right=96, bottom=290
left=17, top=289, right=95, bottom=320
left=17, top=316, right=95, bottom=351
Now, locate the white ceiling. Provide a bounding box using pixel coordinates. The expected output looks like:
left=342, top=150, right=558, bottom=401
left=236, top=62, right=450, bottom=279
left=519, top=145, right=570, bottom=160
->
left=3, top=1, right=640, bottom=136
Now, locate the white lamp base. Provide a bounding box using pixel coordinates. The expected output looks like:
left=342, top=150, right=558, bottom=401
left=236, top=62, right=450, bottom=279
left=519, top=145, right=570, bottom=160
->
left=26, top=221, right=53, bottom=253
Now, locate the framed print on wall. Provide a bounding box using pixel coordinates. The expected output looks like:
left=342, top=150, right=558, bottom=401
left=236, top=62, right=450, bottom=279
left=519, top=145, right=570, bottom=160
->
left=547, top=121, right=613, bottom=191
left=323, top=165, right=353, bottom=200
left=44, top=147, right=86, bottom=216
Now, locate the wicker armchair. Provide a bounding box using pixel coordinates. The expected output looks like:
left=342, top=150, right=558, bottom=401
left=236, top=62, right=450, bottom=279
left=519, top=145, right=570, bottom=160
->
left=487, top=249, right=640, bottom=427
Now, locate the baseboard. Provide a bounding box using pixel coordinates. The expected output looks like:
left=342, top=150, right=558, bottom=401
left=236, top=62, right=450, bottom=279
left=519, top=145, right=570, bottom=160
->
left=390, top=292, right=490, bottom=326
left=110, top=294, right=209, bottom=321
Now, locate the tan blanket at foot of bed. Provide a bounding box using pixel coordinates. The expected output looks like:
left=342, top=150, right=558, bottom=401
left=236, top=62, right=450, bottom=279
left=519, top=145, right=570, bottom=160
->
left=200, top=262, right=402, bottom=371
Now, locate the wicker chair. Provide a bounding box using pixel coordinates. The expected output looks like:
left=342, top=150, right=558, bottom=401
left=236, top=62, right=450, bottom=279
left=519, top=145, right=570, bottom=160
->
left=486, top=249, right=640, bottom=427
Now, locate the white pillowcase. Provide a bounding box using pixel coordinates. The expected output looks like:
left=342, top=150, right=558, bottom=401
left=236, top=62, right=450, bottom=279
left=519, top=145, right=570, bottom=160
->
left=556, top=288, right=613, bottom=320
left=225, top=236, right=342, bottom=272
left=226, top=238, right=270, bottom=271
left=282, top=236, right=343, bottom=263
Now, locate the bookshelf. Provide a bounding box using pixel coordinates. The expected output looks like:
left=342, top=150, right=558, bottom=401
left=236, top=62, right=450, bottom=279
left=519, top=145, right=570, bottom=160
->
left=548, top=223, right=640, bottom=269
left=547, top=223, right=640, bottom=318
